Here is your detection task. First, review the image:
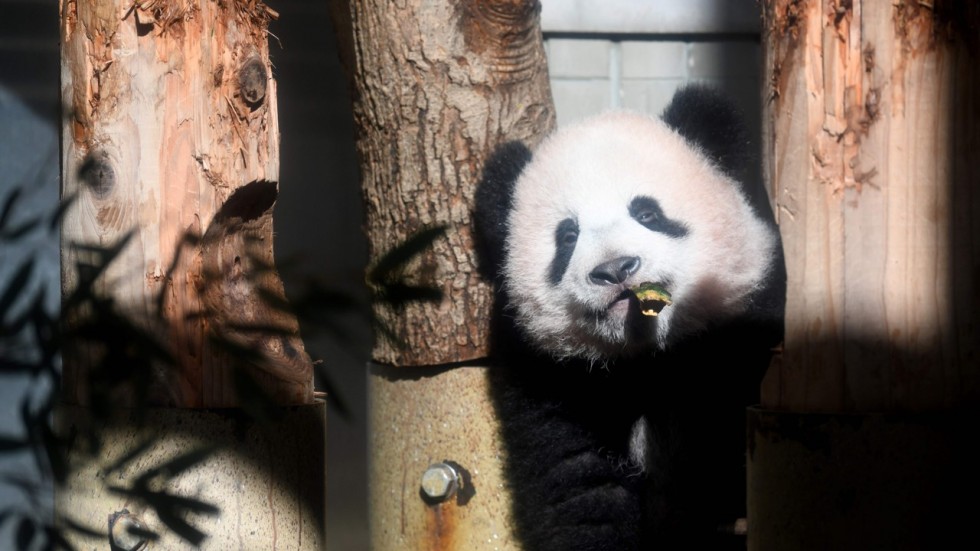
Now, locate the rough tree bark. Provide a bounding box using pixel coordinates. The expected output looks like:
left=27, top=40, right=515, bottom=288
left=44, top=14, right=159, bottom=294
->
left=330, top=0, right=554, bottom=548
left=330, top=0, right=555, bottom=367
left=60, top=0, right=313, bottom=407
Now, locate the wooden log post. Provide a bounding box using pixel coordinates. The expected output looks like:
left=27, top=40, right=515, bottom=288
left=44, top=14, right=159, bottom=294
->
left=58, top=0, right=324, bottom=548
left=60, top=0, right=313, bottom=408
left=750, top=1, right=980, bottom=548
left=329, top=0, right=554, bottom=548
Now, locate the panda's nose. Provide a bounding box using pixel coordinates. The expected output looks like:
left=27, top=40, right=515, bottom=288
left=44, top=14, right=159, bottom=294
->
left=589, top=256, right=641, bottom=285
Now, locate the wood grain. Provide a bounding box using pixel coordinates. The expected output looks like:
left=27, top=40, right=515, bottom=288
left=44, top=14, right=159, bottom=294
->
left=60, top=0, right=313, bottom=407
left=761, top=0, right=980, bottom=412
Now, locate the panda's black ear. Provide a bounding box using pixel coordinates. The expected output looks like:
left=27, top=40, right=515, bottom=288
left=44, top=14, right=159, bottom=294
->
left=473, top=141, right=532, bottom=281
left=661, top=84, right=749, bottom=179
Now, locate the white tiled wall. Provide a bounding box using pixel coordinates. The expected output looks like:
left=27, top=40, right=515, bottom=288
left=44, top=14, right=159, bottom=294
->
left=546, top=38, right=762, bottom=128
left=540, top=0, right=763, bottom=134
left=541, top=0, right=761, bottom=35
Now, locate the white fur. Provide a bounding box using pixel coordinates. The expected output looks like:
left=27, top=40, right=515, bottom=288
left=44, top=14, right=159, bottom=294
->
left=503, top=110, right=776, bottom=363
left=628, top=416, right=650, bottom=473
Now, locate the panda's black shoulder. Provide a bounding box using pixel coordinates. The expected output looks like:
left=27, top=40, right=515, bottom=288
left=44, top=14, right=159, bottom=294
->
left=660, top=84, right=749, bottom=181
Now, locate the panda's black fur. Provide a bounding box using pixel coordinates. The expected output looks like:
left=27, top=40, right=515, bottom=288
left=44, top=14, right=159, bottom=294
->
left=474, top=85, right=786, bottom=550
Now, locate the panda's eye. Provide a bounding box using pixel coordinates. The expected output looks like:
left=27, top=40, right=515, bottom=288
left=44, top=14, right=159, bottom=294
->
left=629, top=196, right=689, bottom=238
left=554, top=218, right=579, bottom=249
left=635, top=209, right=658, bottom=224
left=549, top=218, right=579, bottom=285
left=559, top=228, right=579, bottom=246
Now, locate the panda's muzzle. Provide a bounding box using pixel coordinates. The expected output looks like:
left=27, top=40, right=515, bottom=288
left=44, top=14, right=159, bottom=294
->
left=601, top=280, right=673, bottom=316
left=588, top=256, right=641, bottom=286
left=596, top=289, right=651, bottom=326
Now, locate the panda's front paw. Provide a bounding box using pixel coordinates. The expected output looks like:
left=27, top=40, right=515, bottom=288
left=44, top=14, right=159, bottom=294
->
left=543, top=485, right=641, bottom=551
left=514, top=450, right=644, bottom=551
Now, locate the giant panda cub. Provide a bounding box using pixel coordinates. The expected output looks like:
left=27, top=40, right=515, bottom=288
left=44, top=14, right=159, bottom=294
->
left=474, top=85, right=786, bottom=550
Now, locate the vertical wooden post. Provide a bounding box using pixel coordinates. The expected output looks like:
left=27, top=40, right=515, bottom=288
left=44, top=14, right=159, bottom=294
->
left=330, top=0, right=554, bottom=548
left=58, top=1, right=324, bottom=548
left=760, top=0, right=980, bottom=413
left=60, top=0, right=313, bottom=408
left=751, top=1, right=980, bottom=548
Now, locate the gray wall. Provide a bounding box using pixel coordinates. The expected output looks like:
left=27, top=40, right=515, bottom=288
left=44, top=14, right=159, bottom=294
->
left=1, top=1, right=62, bottom=549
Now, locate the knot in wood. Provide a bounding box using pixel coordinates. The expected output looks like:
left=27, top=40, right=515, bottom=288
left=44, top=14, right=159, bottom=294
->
left=78, top=151, right=115, bottom=199
left=461, top=0, right=543, bottom=83
left=238, top=56, right=268, bottom=107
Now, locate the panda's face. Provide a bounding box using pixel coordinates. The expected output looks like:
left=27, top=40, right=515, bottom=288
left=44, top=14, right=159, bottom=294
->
left=503, top=111, right=775, bottom=363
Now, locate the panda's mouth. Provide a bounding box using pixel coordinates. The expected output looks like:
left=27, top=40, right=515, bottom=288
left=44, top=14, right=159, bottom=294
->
left=601, top=288, right=640, bottom=318
left=601, top=282, right=671, bottom=317
left=608, top=289, right=635, bottom=308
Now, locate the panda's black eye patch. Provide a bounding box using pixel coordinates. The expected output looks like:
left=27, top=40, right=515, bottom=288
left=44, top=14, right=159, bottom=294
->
left=629, top=196, right=688, bottom=238
left=549, top=218, right=578, bottom=285
left=557, top=222, right=579, bottom=247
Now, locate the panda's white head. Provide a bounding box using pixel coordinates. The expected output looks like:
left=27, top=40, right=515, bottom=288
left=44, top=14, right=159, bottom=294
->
left=475, top=86, right=781, bottom=364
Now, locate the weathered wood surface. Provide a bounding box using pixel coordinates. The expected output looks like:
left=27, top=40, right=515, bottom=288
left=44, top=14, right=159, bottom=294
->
left=761, top=0, right=980, bottom=411
left=60, top=0, right=313, bottom=407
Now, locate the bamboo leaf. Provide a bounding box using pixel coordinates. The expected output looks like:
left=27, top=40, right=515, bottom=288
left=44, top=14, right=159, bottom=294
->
left=0, top=217, right=42, bottom=240
left=106, top=486, right=217, bottom=546
left=16, top=517, right=36, bottom=550
left=0, top=436, right=28, bottom=452
left=152, top=493, right=220, bottom=515
left=152, top=447, right=216, bottom=479
left=0, top=259, right=35, bottom=317
left=105, top=437, right=157, bottom=476
left=66, top=231, right=136, bottom=308
left=49, top=193, right=77, bottom=232
left=372, top=318, right=405, bottom=349
left=60, top=515, right=107, bottom=539
left=367, top=225, right=446, bottom=283
left=0, top=188, right=22, bottom=229
left=375, top=282, right=443, bottom=308
left=223, top=322, right=296, bottom=337
left=0, top=189, right=41, bottom=239
left=155, top=507, right=207, bottom=546
left=207, top=334, right=265, bottom=365
left=256, top=287, right=293, bottom=312
left=40, top=416, right=67, bottom=484
left=124, top=523, right=159, bottom=543
left=134, top=447, right=215, bottom=484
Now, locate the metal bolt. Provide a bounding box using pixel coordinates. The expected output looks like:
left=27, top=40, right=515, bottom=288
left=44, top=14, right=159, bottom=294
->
left=420, top=462, right=460, bottom=502
left=109, top=510, right=148, bottom=551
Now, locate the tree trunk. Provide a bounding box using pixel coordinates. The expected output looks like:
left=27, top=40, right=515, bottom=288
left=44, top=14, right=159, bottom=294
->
left=330, top=0, right=554, bottom=548
left=760, top=0, right=980, bottom=412
left=60, top=0, right=313, bottom=407
left=330, top=0, right=555, bottom=367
